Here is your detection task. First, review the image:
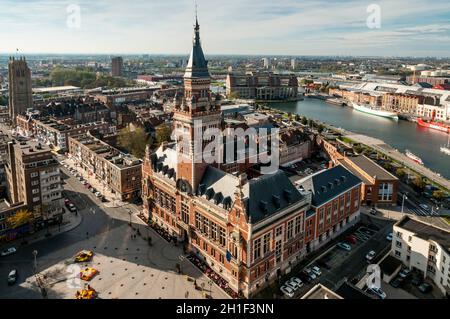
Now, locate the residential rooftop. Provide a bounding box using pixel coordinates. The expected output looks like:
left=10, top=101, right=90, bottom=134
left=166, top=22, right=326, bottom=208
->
left=301, top=284, right=343, bottom=299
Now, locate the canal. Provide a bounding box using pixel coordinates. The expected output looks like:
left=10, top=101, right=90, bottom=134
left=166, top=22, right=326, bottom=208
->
left=272, top=98, right=450, bottom=180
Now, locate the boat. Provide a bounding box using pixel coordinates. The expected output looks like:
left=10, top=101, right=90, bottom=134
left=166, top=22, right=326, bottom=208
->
left=417, top=117, right=450, bottom=133
left=351, top=102, right=399, bottom=120
left=440, top=136, right=450, bottom=155
left=405, top=149, right=424, bottom=165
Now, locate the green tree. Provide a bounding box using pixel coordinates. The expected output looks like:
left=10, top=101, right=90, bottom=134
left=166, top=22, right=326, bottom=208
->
left=317, top=124, right=325, bottom=134
left=7, top=209, right=34, bottom=229
left=156, top=124, right=173, bottom=146
left=118, top=127, right=152, bottom=159
left=301, top=116, right=308, bottom=125
left=0, top=95, right=7, bottom=106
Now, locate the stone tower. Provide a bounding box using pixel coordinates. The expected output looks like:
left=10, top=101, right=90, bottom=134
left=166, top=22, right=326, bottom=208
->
left=173, top=16, right=221, bottom=194
left=8, top=57, right=32, bottom=125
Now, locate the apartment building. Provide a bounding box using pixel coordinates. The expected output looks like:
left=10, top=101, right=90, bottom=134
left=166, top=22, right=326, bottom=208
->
left=392, top=216, right=450, bottom=297
left=279, top=128, right=313, bottom=166
left=382, top=93, right=424, bottom=115
left=5, top=140, right=63, bottom=223
left=226, top=72, right=298, bottom=101
left=68, top=133, right=142, bottom=201
left=16, top=115, right=115, bottom=152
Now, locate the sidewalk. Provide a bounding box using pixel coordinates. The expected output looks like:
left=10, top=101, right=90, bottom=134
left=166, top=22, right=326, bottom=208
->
left=0, top=210, right=82, bottom=250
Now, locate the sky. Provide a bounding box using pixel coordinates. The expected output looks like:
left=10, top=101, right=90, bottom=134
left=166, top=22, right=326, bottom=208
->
left=1, top=0, right=450, bottom=57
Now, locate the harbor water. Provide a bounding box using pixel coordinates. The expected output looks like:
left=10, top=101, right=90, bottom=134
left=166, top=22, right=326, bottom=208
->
left=272, top=98, right=450, bottom=180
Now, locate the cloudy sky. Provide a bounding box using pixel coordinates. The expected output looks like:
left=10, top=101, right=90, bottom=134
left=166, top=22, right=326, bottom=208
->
left=1, top=0, right=450, bottom=56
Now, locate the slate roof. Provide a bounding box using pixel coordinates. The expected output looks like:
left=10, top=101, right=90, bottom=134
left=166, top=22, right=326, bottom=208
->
left=242, top=170, right=304, bottom=224
left=300, top=165, right=362, bottom=207
left=184, top=19, right=210, bottom=79
left=198, top=166, right=239, bottom=209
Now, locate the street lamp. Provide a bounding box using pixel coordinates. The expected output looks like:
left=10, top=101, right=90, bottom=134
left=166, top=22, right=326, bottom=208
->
left=401, top=193, right=408, bottom=214
left=32, top=250, right=38, bottom=274
left=127, top=208, right=132, bottom=226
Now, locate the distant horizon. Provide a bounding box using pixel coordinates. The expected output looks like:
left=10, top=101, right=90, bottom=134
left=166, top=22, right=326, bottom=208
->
left=2, top=52, right=450, bottom=60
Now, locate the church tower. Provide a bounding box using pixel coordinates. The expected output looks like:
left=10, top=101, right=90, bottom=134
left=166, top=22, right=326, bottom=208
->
left=8, top=56, right=33, bottom=125
left=173, top=15, right=221, bottom=194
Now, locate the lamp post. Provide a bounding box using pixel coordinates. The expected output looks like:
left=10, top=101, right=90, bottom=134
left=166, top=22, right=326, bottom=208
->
left=401, top=193, right=408, bottom=214
left=32, top=250, right=38, bottom=274
left=127, top=208, right=132, bottom=226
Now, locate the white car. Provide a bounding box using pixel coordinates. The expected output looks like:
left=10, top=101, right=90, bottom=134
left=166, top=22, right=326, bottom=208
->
left=367, top=287, right=386, bottom=299
left=304, top=268, right=317, bottom=280
left=280, top=285, right=295, bottom=298
left=289, top=277, right=303, bottom=288
left=95, top=192, right=102, bottom=198
left=1, top=247, right=17, bottom=257
left=285, top=280, right=299, bottom=291
left=366, top=250, right=376, bottom=262
left=311, top=266, right=322, bottom=276
left=386, top=233, right=393, bottom=241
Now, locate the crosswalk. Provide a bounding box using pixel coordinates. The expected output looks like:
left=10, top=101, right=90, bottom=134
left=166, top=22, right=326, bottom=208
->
left=405, top=206, right=439, bottom=217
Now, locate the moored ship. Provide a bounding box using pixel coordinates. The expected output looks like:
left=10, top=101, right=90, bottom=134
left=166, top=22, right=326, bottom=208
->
left=417, top=117, right=450, bottom=133
left=405, top=149, right=424, bottom=165
left=351, top=102, right=399, bottom=120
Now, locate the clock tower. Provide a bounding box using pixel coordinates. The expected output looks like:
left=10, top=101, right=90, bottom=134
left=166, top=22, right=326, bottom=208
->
left=173, top=16, right=221, bottom=194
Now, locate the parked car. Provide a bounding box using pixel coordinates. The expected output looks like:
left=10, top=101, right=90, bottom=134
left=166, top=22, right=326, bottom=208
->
left=418, top=282, right=433, bottom=294
left=68, top=203, right=77, bottom=212
left=298, top=272, right=312, bottom=283
left=411, top=275, right=423, bottom=286
left=84, top=183, right=91, bottom=188
left=82, top=180, right=88, bottom=185
left=285, top=280, right=299, bottom=291
left=365, top=250, right=376, bottom=262
left=77, top=176, right=84, bottom=182
left=7, top=269, right=18, bottom=285
left=369, top=208, right=378, bottom=215
left=280, top=285, right=295, bottom=298
left=390, top=277, right=404, bottom=288
left=337, top=242, right=352, bottom=251
left=386, top=233, right=393, bottom=241
left=304, top=268, right=317, bottom=280
left=101, top=196, right=108, bottom=203
left=311, top=266, right=322, bottom=276
left=345, top=235, right=357, bottom=244
left=95, top=192, right=102, bottom=198
left=90, top=188, right=96, bottom=193
left=1, top=247, right=17, bottom=257
left=289, top=277, right=303, bottom=288
left=399, top=268, right=412, bottom=279
left=419, top=204, right=429, bottom=211
left=64, top=198, right=71, bottom=206
left=367, top=287, right=386, bottom=299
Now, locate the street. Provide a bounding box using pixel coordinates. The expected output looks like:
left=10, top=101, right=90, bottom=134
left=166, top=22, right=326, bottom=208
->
left=0, top=162, right=228, bottom=299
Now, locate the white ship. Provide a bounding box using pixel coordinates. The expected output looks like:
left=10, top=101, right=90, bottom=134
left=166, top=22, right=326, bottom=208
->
left=405, top=150, right=424, bottom=165
left=352, top=102, right=399, bottom=120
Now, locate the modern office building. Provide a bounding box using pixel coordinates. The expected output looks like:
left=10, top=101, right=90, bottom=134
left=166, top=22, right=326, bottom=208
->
left=226, top=72, right=299, bottom=101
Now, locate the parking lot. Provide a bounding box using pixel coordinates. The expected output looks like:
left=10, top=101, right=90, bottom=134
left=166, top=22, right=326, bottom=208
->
left=275, top=215, right=394, bottom=299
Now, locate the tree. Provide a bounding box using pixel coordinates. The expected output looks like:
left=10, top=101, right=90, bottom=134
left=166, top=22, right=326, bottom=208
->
left=7, top=209, right=34, bottom=230
left=317, top=124, right=325, bottom=134
left=301, top=116, right=308, bottom=125
left=396, top=168, right=406, bottom=179
left=228, top=91, right=240, bottom=100
left=432, top=190, right=445, bottom=201
left=0, top=95, right=7, bottom=106
left=118, top=127, right=152, bottom=159
left=411, top=177, right=425, bottom=192
left=156, top=124, right=173, bottom=146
